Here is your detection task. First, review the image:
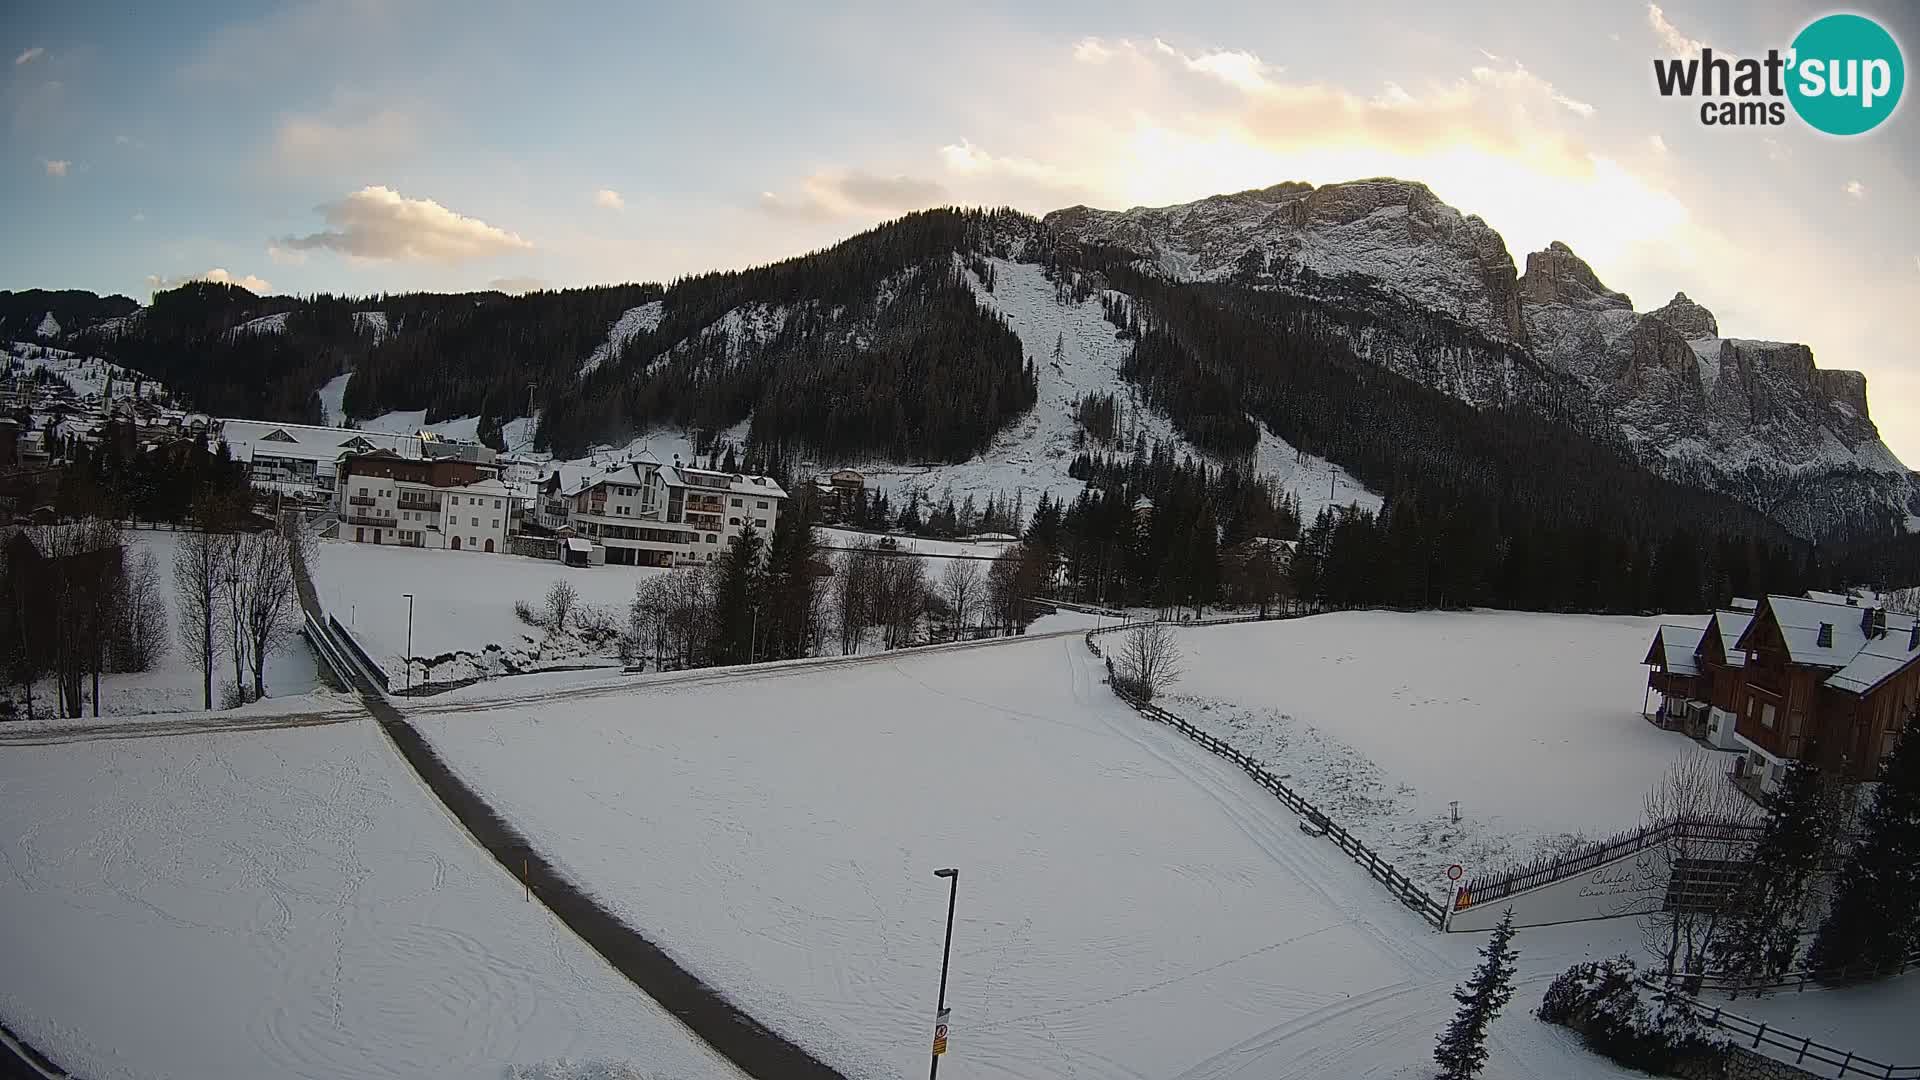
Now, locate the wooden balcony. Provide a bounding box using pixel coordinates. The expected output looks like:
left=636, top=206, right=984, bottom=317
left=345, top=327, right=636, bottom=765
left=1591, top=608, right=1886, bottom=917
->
left=348, top=495, right=378, bottom=507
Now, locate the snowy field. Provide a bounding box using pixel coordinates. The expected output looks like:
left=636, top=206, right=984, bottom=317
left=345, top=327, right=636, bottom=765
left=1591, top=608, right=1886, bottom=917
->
left=308, top=540, right=666, bottom=684
left=0, top=719, right=741, bottom=1080
left=26, top=530, right=324, bottom=717
left=1160, top=610, right=1718, bottom=897
left=416, top=633, right=1660, bottom=1080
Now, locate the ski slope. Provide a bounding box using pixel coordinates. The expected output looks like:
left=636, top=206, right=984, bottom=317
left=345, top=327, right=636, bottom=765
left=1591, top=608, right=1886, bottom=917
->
left=1162, top=611, right=1719, bottom=896
left=0, top=719, right=742, bottom=1080
left=824, top=257, right=1379, bottom=521
left=415, top=633, right=1658, bottom=1080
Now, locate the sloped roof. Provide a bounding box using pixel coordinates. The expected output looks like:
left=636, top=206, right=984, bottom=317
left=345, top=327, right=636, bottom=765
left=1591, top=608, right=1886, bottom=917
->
left=217, top=418, right=425, bottom=465
left=1647, top=624, right=1706, bottom=676
left=1748, top=595, right=1913, bottom=670
left=1708, top=609, right=1754, bottom=669
left=1824, top=618, right=1920, bottom=695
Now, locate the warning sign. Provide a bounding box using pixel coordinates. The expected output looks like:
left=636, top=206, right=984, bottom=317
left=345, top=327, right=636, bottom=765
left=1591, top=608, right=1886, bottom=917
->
left=931, top=1007, right=950, bottom=1056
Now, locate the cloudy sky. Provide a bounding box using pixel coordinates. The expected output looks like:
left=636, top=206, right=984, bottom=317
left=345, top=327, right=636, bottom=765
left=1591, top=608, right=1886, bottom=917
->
left=4, top=1, right=1918, bottom=462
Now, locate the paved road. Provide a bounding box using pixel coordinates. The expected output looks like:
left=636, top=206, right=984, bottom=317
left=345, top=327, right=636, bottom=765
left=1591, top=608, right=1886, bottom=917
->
left=289, top=542, right=850, bottom=1080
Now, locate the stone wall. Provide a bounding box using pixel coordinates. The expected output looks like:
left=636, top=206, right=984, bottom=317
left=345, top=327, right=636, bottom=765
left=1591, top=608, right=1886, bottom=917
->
left=1674, top=1046, right=1823, bottom=1080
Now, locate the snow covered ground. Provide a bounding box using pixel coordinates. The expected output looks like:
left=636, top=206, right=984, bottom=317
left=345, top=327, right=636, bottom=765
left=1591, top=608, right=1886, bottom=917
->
left=27, top=530, right=323, bottom=717
left=5, top=341, right=171, bottom=404
left=0, top=719, right=742, bottom=1080
left=1159, top=610, right=1718, bottom=898
left=316, top=371, right=352, bottom=427
left=308, top=540, right=665, bottom=684
left=816, top=257, right=1379, bottom=523
left=414, top=633, right=1667, bottom=1080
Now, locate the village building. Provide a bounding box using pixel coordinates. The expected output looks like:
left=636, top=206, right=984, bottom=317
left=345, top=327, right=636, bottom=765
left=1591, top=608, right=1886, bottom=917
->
left=334, top=449, right=521, bottom=552
left=1648, top=592, right=1919, bottom=797
left=213, top=419, right=496, bottom=504
left=539, top=453, right=786, bottom=567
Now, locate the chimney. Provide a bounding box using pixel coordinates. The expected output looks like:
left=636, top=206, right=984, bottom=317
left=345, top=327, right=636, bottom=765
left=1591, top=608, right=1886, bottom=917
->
left=1816, top=623, right=1834, bottom=648
left=1862, top=606, right=1886, bottom=639
left=1910, top=621, right=1919, bottom=653
left=1846, top=595, right=1859, bottom=606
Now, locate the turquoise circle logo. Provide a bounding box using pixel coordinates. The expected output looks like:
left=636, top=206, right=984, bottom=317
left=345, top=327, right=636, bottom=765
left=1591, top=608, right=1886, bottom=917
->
left=1787, top=13, right=1904, bottom=135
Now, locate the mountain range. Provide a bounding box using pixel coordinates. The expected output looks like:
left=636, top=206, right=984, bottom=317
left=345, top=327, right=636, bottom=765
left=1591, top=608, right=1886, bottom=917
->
left=3, top=177, right=1913, bottom=544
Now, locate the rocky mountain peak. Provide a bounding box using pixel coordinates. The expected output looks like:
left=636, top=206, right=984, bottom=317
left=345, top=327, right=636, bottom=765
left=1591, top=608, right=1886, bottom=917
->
left=1647, top=291, right=1720, bottom=339
left=1517, top=241, right=1632, bottom=312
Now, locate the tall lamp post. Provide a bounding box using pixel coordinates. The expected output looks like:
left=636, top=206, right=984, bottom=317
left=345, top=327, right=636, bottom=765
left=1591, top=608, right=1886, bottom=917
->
left=401, top=592, right=415, bottom=694
left=930, top=867, right=958, bottom=1079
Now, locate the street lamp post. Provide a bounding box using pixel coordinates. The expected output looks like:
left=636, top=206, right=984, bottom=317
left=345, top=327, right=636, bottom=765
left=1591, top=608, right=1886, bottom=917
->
left=930, top=867, right=958, bottom=1079
left=401, top=592, right=415, bottom=694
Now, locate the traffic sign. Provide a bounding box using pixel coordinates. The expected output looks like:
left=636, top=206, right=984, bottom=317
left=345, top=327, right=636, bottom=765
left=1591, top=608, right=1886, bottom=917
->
left=1446, top=864, right=1464, bottom=882
left=932, top=1007, right=950, bottom=1056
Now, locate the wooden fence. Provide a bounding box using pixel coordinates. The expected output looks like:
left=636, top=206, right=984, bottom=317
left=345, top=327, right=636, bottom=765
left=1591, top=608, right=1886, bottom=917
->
left=1453, top=817, right=1764, bottom=914
left=1664, top=948, right=1920, bottom=997
left=1645, top=982, right=1919, bottom=1079
left=1086, top=623, right=1448, bottom=928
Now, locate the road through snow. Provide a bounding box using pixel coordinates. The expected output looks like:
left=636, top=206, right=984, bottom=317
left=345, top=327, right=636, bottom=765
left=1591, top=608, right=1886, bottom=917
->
left=414, top=631, right=1657, bottom=1079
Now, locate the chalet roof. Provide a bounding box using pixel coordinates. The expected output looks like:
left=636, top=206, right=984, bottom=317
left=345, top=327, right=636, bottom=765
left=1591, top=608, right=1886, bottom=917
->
left=1708, top=609, right=1755, bottom=669
left=1729, top=597, right=1758, bottom=611
left=217, top=418, right=425, bottom=465
left=1824, top=615, right=1920, bottom=695
left=1745, top=595, right=1914, bottom=670
left=1648, top=624, right=1705, bottom=676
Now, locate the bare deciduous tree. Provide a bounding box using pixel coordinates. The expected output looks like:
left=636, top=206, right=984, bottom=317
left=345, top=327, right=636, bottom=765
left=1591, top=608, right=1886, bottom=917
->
left=940, top=559, right=982, bottom=638
left=114, top=548, right=169, bottom=673
left=1640, top=754, right=1758, bottom=986
left=231, top=529, right=300, bottom=701
left=174, top=525, right=226, bottom=711
left=1116, top=622, right=1183, bottom=701
left=545, top=578, right=580, bottom=632
left=832, top=542, right=880, bottom=655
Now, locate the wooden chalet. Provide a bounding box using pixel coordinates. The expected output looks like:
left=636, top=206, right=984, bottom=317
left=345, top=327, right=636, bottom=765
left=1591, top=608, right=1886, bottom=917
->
left=1726, top=595, right=1919, bottom=794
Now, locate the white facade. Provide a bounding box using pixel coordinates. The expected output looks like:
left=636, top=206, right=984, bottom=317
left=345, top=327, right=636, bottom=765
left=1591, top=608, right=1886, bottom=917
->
left=216, top=418, right=496, bottom=504
left=341, top=474, right=519, bottom=553
left=552, top=459, right=786, bottom=567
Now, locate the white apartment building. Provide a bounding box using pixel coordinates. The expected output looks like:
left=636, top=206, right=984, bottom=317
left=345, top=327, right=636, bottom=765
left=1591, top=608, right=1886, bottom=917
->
left=542, top=454, right=786, bottom=566
left=337, top=450, right=521, bottom=553
left=215, top=418, right=497, bottom=504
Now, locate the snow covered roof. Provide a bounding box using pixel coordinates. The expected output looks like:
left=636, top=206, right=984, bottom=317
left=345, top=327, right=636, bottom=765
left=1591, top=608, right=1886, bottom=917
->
left=566, top=537, right=593, bottom=553
left=667, top=466, right=787, bottom=500
left=1825, top=626, right=1920, bottom=695
left=1729, top=597, right=1758, bottom=611
left=1707, top=610, right=1754, bottom=669
left=1648, top=625, right=1705, bottom=676
left=217, top=418, right=426, bottom=465
left=1746, top=595, right=1915, bottom=670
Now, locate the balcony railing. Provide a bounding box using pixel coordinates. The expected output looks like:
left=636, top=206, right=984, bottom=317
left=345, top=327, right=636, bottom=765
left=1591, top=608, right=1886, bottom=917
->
left=344, top=513, right=395, bottom=527
left=348, top=495, right=378, bottom=507
left=398, top=499, right=442, bottom=512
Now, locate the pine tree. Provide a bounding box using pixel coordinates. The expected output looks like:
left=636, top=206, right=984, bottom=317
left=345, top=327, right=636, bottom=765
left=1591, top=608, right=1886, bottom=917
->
left=1809, top=712, right=1920, bottom=984
left=707, top=524, right=764, bottom=665
left=1434, top=909, right=1519, bottom=1080
left=1708, top=747, right=1839, bottom=988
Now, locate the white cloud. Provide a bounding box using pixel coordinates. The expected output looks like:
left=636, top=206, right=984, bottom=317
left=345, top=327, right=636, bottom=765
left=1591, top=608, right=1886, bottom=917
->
left=488, top=276, right=548, bottom=294
left=594, top=188, right=625, bottom=211
left=266, top=244, right=308, bottom=266
left=146, top=268, right=274, bottom=294
left=758, top=169, right=947, bottom=221
left=1072, top=38, right=1113, bottom=63
left=1845, top=180, right=1865, bottom=199
left=273, top=106, right=416, bottom=169
left=14, top=47, right=43, bottom=66
left=42, top=159, right=69, bottom=177
left=1648, top=134, right=1668, bottom=153
left=131, top=210, right=145, bottom=222
left=1647, top=3, right=1720, bottom=59
left=279, top=185, right=532, bottom=262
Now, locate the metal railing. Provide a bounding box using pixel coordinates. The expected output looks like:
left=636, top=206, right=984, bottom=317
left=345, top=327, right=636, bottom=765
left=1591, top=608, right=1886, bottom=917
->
left=1086, top=620, right=1448, bottom=928
left=1645, top=982, right=1919, bottom=1079
left=348, top=495, right=377, bottom=506
left=343, top=513, right=396, bottom=528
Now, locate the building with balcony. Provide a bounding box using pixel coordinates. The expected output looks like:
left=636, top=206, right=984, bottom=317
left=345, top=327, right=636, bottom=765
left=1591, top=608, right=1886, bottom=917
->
left=539, top=453, right=786, bottom=567
left=335, top=449, right=521, bottom=553
left=1728, top=594, right=1918, bottom=796
left=215, top=418, right=497, bottom=504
